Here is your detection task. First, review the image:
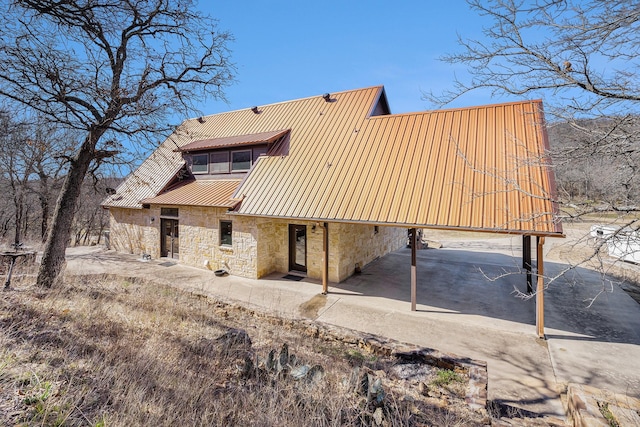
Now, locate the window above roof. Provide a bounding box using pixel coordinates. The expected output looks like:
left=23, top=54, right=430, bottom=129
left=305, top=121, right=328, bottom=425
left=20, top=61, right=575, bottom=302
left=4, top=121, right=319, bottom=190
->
left=181, top=129, right=290, bottom=177
left=185, top=145, right=267, bottom=176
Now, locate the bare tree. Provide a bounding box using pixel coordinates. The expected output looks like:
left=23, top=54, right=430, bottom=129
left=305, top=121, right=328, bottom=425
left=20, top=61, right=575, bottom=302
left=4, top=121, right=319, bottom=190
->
left=427, top=0, right=640, bottom=294
left=0, top=0, right=234, bottom=287
left=0, top=112, right=32, bottom=247
left=428, top=0, right=640, bottom=211
left=28, top=124, right=76, bottom=242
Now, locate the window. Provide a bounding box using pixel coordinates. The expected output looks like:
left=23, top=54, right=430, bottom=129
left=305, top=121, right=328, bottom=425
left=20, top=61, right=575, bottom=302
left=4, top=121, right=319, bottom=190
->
left=161, top=207, right=179, bottom=217
left=231, top=150, right=251, bottom=172
left=191, top=154, right=209, bottom=174
left=210, top=151, right=230, bottom=174
left=220, top=220, right=232, bottom=246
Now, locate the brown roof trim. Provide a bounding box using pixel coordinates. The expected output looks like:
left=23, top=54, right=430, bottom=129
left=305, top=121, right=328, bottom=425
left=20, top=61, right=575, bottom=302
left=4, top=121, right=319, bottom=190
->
left=535, top=101, right=564, bottom=235
left=228, top=213, right=565, bottom=238
left=178, top=129, right=291, bottom=153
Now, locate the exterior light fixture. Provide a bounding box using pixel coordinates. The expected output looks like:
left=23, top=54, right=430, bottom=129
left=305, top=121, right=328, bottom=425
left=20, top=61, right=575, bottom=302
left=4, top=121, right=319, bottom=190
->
left=251, top=106, right=260, bottom=114
left=197, top=116, right=206, bottom=123
left=323, top=93, right=331, bottom=102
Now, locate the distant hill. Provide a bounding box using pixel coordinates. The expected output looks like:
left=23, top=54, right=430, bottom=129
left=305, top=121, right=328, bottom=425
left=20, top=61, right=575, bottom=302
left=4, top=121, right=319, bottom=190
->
left=547, top=117, right=640, bottom=206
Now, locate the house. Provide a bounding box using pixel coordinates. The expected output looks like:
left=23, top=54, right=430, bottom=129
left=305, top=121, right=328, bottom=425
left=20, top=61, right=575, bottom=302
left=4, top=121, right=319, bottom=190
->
left=103, top=86, right=562, bottom=299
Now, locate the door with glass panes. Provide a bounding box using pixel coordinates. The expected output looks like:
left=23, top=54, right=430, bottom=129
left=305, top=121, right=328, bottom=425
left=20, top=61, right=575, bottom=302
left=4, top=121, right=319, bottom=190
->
left=288, top=224, right=307, bottom=273
left=161, top=218, right=179, bottom=259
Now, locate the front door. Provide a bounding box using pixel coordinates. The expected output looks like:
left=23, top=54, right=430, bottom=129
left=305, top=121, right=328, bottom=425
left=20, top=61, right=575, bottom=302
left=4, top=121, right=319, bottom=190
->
left=161, top=218, right=179, bottom=259
left=289, top=224, right=307, bottom=273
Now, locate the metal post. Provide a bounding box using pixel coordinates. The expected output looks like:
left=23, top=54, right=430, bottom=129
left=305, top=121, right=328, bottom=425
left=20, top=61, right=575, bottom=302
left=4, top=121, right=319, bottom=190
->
left=536, top=236, right=545, bottom=338
left=411, top=228, right=417, bottom=311
left=523, top=235, right=533, bottom=294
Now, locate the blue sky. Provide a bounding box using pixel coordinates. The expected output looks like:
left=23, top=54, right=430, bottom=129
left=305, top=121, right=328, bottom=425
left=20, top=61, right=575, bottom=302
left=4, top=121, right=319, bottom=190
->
left=197, top=1, right=500, bottom=116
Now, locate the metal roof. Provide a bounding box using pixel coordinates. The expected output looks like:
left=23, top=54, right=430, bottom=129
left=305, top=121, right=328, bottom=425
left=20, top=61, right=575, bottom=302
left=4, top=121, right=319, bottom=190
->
left=141, top=179, right=240, bottom=208
left=231, top=92, right=562, bottom=236
left=105, top=85, right=562, bottom=236
left=179, top=129, right=290, bottom=152
left=102, top=140, right=185, bottom=209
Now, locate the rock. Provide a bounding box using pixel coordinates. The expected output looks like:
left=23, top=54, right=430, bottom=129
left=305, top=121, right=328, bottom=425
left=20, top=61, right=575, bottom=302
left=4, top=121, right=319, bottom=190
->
left=368, top=377, right=385, bottom=407
left=307, top=365, right=325, bottom=384
left=238, top=356, right=253, bottom=378
left=418, top=382, right=429, bottom=396
left=358, top=371, right=369, bottom=396
left=290, top=365, right=310, bottom=380
left=216, top=328, right=252, bottom=353
left=266, top=349, right=276, bottom=371
left=277, top=343, right=289, bottom=372
left=374, top=370, right=387, bottom=378
left=373, top=407, right=384, bottom=426
left=288, top=354, right=297, bottom=366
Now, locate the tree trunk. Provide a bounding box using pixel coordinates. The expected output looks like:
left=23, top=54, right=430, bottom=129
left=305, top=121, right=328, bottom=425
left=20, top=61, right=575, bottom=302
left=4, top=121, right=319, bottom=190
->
left=36, top=137, right=96, bottom=288
left=12, top=185, right=23, bottom=246
left=38, top=175, right=50, bottom=242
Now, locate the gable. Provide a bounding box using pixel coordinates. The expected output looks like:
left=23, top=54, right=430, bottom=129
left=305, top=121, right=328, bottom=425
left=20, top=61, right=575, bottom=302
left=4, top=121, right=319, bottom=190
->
left=103, top=86, right=383, bottom=209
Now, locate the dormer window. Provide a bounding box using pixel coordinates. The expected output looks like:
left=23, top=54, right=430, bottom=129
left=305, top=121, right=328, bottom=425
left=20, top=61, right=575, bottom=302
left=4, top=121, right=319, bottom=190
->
left=210, top=151, right=230, bottom=173
left=179, top=129, right=290, bottom=176
left=231, top=150, right=251, bottom=172
left=192, top=154, right=209, bottom=174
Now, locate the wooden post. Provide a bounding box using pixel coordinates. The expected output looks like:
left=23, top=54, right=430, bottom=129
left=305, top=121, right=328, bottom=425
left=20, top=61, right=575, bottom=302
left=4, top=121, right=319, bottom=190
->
left=4, top=256, right=17, bottom=289
left=322, top=222, right=329, bottom=295
left=411, top=228, right=417, bottom=311
left=523, top=235, right=533, bottom=294
left=536, top=236, right=545, bottom=338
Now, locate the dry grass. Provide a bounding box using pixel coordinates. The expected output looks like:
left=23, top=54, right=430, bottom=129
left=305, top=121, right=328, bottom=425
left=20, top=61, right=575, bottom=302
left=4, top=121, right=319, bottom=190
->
left=0, top=273, right=485, bottom=426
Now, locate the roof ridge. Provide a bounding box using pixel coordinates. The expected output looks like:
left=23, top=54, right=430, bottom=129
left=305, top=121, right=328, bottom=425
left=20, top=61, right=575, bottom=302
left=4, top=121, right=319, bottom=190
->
left=187, top=85, right=385, bottom=123
left=365, top=99, right=544, bottom=120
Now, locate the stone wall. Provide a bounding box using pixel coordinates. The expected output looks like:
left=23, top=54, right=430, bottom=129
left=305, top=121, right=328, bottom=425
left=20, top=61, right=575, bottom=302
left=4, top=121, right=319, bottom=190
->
left=109, top=207, right=406, bottom=283
left=109, top=207, right=160, bottom=257
left=179, top=206, right=258, bottom=278
left=252, top=219, right=405, bottom=283
left=332, top=223, right=406, bottom=282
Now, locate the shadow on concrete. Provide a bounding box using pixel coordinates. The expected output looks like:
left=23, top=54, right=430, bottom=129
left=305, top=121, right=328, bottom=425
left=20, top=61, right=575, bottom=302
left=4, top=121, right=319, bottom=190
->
left=332, top=247, right=640, bottom=346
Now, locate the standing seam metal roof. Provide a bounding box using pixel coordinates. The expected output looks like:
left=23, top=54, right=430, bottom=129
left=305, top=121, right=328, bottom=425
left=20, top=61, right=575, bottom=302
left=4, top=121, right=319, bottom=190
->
left=141, top=179, right=241, bottom=208
left=104, top=85, right=562, bottom=236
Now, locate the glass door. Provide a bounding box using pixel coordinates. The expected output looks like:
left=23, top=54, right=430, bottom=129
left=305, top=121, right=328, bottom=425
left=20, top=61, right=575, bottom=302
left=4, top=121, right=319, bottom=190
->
left=288, top=224, right=307, bottom=273
left=161, top=218, right=179, bottom=259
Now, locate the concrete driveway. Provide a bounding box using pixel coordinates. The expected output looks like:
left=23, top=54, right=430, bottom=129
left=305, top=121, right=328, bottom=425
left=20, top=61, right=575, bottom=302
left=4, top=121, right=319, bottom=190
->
left=324, top=245, right=640, bottom=417
left=64, top=242, right=640, bottom=418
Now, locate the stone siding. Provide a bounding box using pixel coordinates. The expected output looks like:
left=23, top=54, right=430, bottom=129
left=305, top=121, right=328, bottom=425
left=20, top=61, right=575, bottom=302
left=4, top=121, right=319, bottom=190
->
left=109, top=207, right=160, bottom=257
left=332, top=223, right=406, bottom=282
left=251, top=219, right=405, bottom=283
left=109, top=207, right=405, bottom=283
left=179, top=206, right=258, bottom=278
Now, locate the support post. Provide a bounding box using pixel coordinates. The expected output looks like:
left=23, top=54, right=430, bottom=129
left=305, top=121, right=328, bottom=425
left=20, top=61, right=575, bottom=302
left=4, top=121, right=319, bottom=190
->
left=536, top=236, right=545, bottom=338
left=410, top=228, right=417, bottom=311
left=4, top=256, right=17, bottom=289
left=322, top=222, right=329, bottom=295
left=523, top=235, right=533, bottom=294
